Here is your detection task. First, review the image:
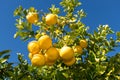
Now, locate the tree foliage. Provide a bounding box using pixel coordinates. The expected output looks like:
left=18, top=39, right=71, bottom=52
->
left=1, top=0, right=120, bottom=80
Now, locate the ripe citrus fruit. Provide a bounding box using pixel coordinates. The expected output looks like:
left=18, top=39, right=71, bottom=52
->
left=28, top=53, right=33, bottom=60
left=63, top=57, right=76, bottom=66
left=26, top=12, right=38, bottom=24
left=60, top=46, right=74, bottom=61
left=45, top=47, right=59, bottom=61
left=27, top=41, right=40, bottom=54
left=73, top=45, right=83, bottom=54
left=38, top=35, right=52, bottom=50
left=31, top=54, right=45, bottom=66
left=79, top=39, right=88, bottom=48
left=45, top=56, right=55, bottom=66
left=45, top=14, right=58, bottom=25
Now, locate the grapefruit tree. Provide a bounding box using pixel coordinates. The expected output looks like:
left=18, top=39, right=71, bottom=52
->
left=1, top=0, right=120, bottom=79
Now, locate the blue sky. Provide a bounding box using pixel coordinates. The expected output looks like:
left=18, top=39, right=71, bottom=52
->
left=0, top=0, right=120, bottom=63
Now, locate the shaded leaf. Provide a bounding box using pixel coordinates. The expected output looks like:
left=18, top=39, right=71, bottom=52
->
left=0, top=50, right=11, bottom=57
left=0, top=55, right=10, bottom=63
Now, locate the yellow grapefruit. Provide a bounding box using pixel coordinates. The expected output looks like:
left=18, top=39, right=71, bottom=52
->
left=45, top=14, right=58, bottom=25
left=27, top=41, right=40, bottom=54
left=63, top=57, right=76, bottom=66
left=26, top=12, right=38, bottom=24
left=73, top=45, right=83, bottom=54
left=45, top=56, right=55, bottom=66
left=79, top=39, right=88, bottom=48
left=45, top=47, right=59, bottom=61
left=31, top=54, right=45, bottom=66
left=38, top=35, right=52, bottom=50
left=60, top=46, right=74, bottom=61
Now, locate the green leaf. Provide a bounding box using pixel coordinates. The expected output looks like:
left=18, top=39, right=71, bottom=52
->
left=55, top=70, right=66, bottom=80
left=116, top=38, right=120, bottom=42
left=14, top=5, right=23, bottom=16
left=60, top=0, right=81, bottom=13
left=116, top=32, right=120, bottom=42
left=0, top=50, right=11, bottom=57
left=0, top=58, right=8, bottom=63
left=116, top=32, right=120, bottom=37
left=17, top=53, right=24, bottom=63
left=14, top=32, right=19, bottom=39
left=0, top=55, right=10, bottom=63
left=49, top=5, right=60, bottom=14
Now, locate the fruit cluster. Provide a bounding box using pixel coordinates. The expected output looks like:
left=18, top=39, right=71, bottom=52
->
left=28, top=35, right=87, bottom=67
left=26, top=12, right=57, bottom=25
left=28, top=35, right=57, bottom=66
left=73, top=39, right=88, bottom=54
left=26, top=12, right=88, bottom=67
left=27, top=35, right=70, bottom=66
